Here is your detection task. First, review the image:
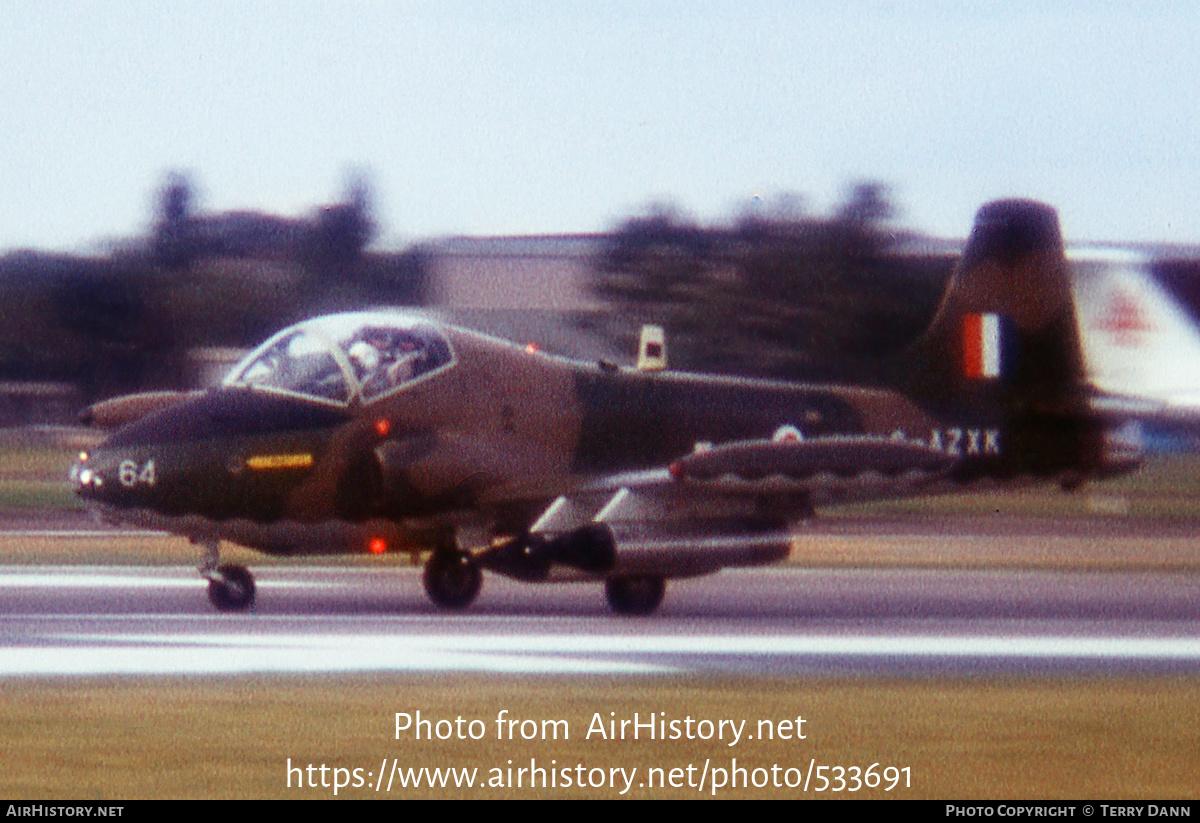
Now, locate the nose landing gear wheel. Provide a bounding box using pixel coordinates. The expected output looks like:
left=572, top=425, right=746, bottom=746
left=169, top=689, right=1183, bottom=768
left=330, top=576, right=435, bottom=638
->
left=604, top=575, right=665, bottom=616
left=423, top=552, right=482, bottom=609
left=207, top=564, right=256, bottom=611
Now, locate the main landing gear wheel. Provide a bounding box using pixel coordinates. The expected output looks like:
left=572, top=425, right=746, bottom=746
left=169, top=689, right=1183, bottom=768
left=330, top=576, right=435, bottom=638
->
left=604, top=575, right=665, bottom=616
left=207, top=564, right=256, bottom=612
left=423, top=552, right=482, bottom=610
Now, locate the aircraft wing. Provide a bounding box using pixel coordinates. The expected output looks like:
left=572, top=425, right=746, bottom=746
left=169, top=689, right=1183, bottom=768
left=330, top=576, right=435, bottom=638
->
left=480, top=434, right=953, bottom=582
left=573, top=434, right=952, bottom=509
left=579, top=434, right=951, bottom=493
left=664, top=435, right=952, bottom=495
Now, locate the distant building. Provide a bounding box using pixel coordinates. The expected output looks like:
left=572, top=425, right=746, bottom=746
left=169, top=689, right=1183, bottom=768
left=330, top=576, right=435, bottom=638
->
left=418, top=235, right=624, bottom=361
left=188, top=347, right=250, bottom=388
left=422, top=235, right=605, bottom=311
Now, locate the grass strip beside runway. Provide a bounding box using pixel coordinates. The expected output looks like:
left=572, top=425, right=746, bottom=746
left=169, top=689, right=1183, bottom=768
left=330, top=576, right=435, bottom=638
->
left=1, top=675, right=1195, bottom=799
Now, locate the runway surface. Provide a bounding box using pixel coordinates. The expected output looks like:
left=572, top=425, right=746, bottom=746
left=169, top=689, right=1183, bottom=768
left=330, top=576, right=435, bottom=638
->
left=2, top=562, right=1198, bottom=677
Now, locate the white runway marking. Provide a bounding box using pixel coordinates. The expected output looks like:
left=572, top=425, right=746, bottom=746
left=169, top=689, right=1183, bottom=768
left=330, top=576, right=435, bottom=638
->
left=65, top=632, right=1200, bottom=659
left=3, top=632, right=1199, bottom=677
left=0, top=531, right=171, bottom=538
left=0, top=637, right=660, bottom=676
left=0, top=573, right=200, bottom=589
left=3, top=565, right=1198, bottom=677
left=0, top=572, right=309, bottom=589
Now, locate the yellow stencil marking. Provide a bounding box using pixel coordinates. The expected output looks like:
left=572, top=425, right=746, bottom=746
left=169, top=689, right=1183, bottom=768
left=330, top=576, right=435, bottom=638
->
left=246, top=453, right=314, bottom=471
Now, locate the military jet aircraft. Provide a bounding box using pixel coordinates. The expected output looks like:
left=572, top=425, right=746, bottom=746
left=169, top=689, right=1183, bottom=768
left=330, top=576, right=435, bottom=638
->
left=71, top=199, right=1140, bottom=615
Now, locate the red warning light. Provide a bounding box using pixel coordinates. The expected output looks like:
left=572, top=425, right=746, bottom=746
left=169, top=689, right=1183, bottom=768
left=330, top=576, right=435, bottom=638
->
left=374, top=418, right=391, bottom=437
left=368, top=537, right=387, bottom=555
left=525, top=342, right=539, bottom=354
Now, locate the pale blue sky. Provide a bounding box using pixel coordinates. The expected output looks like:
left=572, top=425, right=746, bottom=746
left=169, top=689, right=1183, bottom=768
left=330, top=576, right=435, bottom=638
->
left=3, top=1, right=1199, bottom=251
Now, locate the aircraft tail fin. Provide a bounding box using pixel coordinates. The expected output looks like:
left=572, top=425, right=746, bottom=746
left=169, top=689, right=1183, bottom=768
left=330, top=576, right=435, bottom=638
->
left=904, top=199, right=1087, bottom=419
left=1072, top=249, right=1200, bottom=412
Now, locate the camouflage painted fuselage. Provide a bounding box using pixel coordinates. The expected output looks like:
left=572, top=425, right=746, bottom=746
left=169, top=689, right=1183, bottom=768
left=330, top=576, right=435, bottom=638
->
left=72, top=200, right=1136, bottom=562
left=74, top=324, right=945, bottom=554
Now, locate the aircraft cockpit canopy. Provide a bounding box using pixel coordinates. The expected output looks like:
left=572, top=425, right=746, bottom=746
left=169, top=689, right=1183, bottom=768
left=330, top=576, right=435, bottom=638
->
left=225, top=312, right=454, bottom=405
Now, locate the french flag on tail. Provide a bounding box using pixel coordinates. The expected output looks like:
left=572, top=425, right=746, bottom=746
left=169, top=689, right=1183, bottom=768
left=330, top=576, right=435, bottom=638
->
left=962, top=313, right=1002, bottom=379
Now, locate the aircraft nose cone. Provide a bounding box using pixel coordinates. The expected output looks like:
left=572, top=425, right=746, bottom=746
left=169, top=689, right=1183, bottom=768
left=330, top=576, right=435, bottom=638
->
left=70, top=447, right=135, bottom=507
left=70, top=451, right=107, bottom=501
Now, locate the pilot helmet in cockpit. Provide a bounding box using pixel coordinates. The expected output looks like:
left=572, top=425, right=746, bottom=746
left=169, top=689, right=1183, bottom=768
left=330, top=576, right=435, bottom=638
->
left=352, top=327, right=427, bottom=396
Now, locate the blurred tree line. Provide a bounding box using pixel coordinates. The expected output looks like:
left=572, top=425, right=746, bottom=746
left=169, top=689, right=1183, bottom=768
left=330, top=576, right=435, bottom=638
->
left=589, top=183, right=955, bottom=383
left=8, top=171, right=1200, bottom=423
left=0, top=172, right=427, bottom=403
left=0, top=175, right=996, bottom=412
left=0, top=176, right=967, bottom=409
